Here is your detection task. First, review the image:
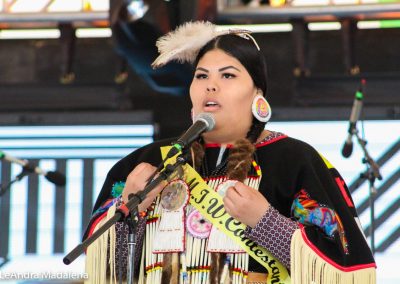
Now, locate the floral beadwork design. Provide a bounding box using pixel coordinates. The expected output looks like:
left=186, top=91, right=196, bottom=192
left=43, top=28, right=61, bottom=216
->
left=291, top=189, right=349, bottom=254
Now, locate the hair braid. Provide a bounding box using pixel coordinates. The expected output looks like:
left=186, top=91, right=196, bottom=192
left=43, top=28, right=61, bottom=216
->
left=246, top=118, right=266, bottom=144
left=226, top=138, right=255, bottom=182
left=190, top=140, right=205, bottom=172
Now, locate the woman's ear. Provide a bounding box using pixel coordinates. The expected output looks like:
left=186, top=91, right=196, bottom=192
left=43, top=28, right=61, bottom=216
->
left=252, top=88, right=262, bottom=99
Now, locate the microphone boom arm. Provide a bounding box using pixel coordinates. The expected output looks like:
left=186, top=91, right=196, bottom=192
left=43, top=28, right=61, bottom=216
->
left=0, top=165, right=32, bottom=197
left=0, top=151, right=66, bottom=186
left=353, top=131, right=382, bottom=181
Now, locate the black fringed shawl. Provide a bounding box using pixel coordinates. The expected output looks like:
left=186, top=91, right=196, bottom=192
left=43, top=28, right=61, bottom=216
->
left=84, top=135, right=375, bottom=275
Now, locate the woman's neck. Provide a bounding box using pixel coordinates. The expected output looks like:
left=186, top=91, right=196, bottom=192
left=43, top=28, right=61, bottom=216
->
left=202, top=130, right=271, bottom=146
left=202, top=132, right=240, bottom=146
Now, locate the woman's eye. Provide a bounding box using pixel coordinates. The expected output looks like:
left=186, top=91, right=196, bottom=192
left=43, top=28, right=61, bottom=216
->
left=195, top=73, right=207, bottom=79
left=222, top=73, right=235, bottom=79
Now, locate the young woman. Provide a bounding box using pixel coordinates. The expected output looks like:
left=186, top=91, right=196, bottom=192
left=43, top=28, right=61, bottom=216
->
left=84, top=21, right=376, bottom=284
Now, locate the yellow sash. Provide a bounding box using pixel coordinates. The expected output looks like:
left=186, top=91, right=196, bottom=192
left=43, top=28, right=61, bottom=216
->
left=161, top=146, right=291, bottom=284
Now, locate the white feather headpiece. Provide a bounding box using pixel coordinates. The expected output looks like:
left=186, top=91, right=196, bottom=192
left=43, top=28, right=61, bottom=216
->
left=151, top=21, right=259, bottom=69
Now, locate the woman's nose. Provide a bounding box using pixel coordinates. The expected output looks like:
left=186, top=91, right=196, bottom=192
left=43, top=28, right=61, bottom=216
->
left=206, top=85, right=217, bottom=93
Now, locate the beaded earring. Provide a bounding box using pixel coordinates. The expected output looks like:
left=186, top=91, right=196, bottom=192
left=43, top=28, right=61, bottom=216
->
left=251, top=92, right=272, bottom=123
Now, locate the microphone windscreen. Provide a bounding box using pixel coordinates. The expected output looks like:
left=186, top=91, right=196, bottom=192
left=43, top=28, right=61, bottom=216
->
left=195, top=113, right=215, bottom=131
left=341, top=142, right=353, bottom=158
left=46, top=171, right=66, bottom=186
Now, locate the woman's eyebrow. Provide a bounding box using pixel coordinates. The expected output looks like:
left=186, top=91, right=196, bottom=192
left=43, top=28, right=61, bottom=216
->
left=195, top=66, right=241, bottom=72
left=219, top=66, right=240, bottom=72
left=195, top=67, right=209, bottom=72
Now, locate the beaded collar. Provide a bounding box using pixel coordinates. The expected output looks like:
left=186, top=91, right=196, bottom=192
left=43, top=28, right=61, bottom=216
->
left=203, top=131, right=285, bottom=148
left=255, top=131, right=285, bottom=145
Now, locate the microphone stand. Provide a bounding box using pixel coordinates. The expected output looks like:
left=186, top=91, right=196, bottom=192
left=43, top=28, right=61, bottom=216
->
left=63, top=153, right=189, bottom=282
left=353, top=128, right=382, bottom=255
left=0, top=164, right=33, bottom=197
left=0, top=256, right=7, bottom=268
left=126, top=199, right=138, bottom=284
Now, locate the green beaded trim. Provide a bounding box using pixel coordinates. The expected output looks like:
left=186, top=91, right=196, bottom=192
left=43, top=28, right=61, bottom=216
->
left=111, top=181, right=125, bottom=198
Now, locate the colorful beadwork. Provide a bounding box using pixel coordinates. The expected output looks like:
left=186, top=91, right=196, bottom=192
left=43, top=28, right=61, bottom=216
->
left=111, top=181, right=125, bottom=198
left=252, top=160, right=262, bottom=177
left=291, top=189, right=349, bottom=254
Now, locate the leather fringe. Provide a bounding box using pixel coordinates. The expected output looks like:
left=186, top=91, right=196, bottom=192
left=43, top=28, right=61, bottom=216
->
left=85, top=204, right=117, bottom=284
left=291, top=229, right=376, bottom=284
left=209, top=253, right=226, bottom=284
left=161, top=253, right=172, bottom=284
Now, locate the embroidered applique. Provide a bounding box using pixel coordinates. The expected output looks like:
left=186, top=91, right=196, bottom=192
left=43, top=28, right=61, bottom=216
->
left=291, top=189, right=349, bottom=254
left=111, top=181, right=125, bottom=198
left=93, top=197, right=120, bottom=216
left=92, top=181, right=125, bottom=216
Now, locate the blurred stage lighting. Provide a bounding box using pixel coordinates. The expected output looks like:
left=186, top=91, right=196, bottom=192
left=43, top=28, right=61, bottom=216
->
left=127, top=0, right=149, bottom=22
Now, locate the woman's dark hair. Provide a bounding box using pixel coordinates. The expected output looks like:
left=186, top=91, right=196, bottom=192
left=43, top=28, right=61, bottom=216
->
left=193, top=34, right=268, bottom=143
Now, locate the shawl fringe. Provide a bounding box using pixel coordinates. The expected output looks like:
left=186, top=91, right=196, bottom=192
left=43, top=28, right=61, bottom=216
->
left=290, top=229, right=376, bottom=284
left=85, top=204, right=117, bottom=284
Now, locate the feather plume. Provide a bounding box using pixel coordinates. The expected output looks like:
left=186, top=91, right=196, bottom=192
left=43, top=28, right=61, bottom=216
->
left=151, top=21, right=257, bottom=68
left=152, top=21, right=219, bottom=68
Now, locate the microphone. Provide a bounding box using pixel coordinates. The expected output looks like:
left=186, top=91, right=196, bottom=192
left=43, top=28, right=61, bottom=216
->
left=0, top=151, right=66, bottom=186
left=341, top=80, right=365, bottom=158
left=167, top=113, right=215, bottom=158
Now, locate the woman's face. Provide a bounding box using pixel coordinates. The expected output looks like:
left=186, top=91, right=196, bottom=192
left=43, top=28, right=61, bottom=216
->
left=190, top=49, right=258, bottom=144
